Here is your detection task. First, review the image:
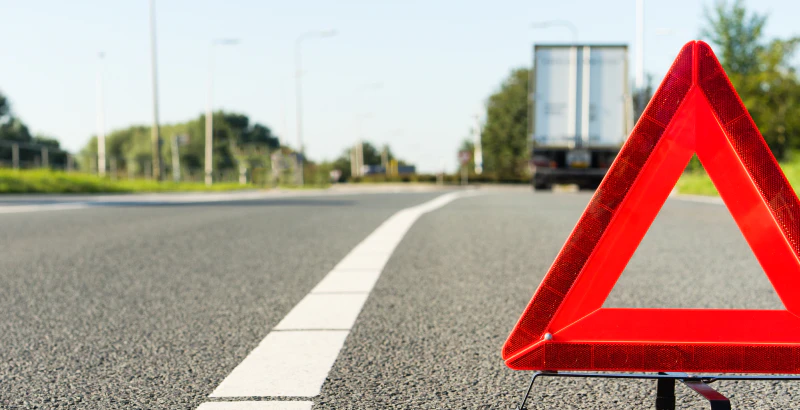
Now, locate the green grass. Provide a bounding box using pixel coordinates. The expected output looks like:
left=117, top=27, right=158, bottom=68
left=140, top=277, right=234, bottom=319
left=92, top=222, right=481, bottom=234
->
left=677, top=161, right=800, bottom=196
left=0, top=169, right=259, bottom=194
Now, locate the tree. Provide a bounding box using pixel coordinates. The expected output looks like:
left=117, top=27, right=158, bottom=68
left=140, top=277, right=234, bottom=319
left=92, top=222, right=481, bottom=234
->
left=701, top=0, right=800, bottom=159
left=0, top=90, right=9, bottom=121
left=0, top=90, right=33, bottom=143
left=79, top=111, right=280, bottom=179
left=481, top=68, right=529, bottom=180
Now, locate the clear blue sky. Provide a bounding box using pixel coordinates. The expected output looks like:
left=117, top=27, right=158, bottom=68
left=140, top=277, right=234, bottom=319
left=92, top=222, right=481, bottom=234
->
left=2, top=0, right=799, bottom=172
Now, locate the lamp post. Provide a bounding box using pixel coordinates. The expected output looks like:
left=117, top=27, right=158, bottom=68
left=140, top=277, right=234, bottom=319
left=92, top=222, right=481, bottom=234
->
left=473, top=114, right=483, bottom=175
left=205, top=38, right=240, bottom=186
left=96, top=52, right=106, bottom=177
left=636, top=0, right=645, bottom=113
left=295, top=29, right=337, bottom=185
left=149, top=0, right=162, bottom=180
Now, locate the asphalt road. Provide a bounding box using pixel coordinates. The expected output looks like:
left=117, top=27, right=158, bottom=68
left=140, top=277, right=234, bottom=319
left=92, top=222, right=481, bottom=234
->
left=1, top=189, right=797, bottom=409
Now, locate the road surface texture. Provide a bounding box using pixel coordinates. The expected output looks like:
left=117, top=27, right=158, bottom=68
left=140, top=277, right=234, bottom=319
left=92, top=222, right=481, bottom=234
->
left=0, top=188, right=796, bottom=409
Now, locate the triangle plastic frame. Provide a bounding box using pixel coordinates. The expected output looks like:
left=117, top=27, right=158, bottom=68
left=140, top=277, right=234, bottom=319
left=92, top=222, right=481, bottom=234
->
left=503, top=41, right=800, bottom=373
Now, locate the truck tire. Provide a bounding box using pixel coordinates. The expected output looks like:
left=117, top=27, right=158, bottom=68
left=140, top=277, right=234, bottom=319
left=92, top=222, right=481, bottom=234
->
left=533, top=177, right=551, bottom=191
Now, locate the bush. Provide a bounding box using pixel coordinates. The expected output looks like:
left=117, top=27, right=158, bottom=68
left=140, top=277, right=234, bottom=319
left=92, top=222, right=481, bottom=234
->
left=0, top=169, right=257, bottom=194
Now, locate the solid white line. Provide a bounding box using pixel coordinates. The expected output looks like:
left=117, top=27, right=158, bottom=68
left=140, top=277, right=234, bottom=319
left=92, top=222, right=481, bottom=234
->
left=333, top=253, right=393, bottom=271
left=197, top=401, right=314, bottom=410
left=209, top=331, right=349, bottom=398
left=201, top=190, right=477, bottom=407
left=273, top=294, right=370, bottom=330
left=311, top=269, right=382, bottom=294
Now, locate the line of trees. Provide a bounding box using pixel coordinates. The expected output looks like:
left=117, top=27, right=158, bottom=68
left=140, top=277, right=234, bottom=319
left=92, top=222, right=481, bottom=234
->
left=79, top=112, right=281, bottom=180
left=474, top=0, right=800, bottom=181
left=0, top=90, right=69, bottom=168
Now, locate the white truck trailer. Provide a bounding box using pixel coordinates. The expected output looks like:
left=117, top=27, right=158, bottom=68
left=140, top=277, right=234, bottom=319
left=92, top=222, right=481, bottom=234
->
left=529, top=44, right=632, bottom=190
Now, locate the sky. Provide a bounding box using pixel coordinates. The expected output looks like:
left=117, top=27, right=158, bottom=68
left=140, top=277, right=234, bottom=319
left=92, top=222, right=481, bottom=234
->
left=3, top=0, right=800, bottom=173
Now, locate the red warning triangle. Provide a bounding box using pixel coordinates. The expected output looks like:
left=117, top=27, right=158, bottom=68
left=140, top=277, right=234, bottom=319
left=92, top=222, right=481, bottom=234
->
left=503, top=41, right=800, bottom=373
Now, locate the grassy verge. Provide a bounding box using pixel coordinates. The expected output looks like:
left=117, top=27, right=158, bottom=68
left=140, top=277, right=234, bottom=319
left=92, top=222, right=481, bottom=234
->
left=677, top=161, right=800, bottom=196
left=0, top=169, right=259, bottom=194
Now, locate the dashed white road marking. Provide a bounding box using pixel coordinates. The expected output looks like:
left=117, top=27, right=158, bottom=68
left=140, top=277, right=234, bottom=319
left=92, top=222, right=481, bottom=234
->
left=197, top=401, right=313, bottom=410
left=199, top=190, right=478, bottom=408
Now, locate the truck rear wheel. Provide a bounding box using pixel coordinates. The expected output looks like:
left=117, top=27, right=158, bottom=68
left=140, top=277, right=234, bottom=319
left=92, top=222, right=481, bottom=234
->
left=533, top=177, right=551, bottom=191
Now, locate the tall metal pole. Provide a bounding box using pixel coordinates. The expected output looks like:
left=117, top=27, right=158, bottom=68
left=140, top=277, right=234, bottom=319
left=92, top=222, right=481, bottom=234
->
left=96, top=52, right=106, bottom=177
left=635, top=0, right=646, bottom=112
left=172, top=135, right=181, bottom=182
left=149, top=0, right=162, bottom=181
left=204, top=39, right=239, bottom=186
left=294, top=39, right=305, bottom=185
left=11, top=143, right=19, bottom=170
left=205, top=44, right=214, bottom=186
left=473, top=114, right=483, bottom=175
left=294, top=30, right=337, bottom=186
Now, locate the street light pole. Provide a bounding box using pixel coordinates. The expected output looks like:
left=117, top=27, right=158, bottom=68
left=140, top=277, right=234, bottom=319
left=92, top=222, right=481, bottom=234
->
left=205, top=38, right=240, bottom=186
left=149, top=0, right=162, bottom=181
left=295, top=29, right=337, bottom=185
left=96, top=52, right=106, bottom=177
left=473, top=113, right=483, bottom=175
left=636, top=0, right=646, bottom=112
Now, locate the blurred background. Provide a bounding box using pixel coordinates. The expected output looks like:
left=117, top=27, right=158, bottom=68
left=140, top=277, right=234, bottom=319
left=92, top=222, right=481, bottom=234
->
left=1, top=0, right=798, bottom=192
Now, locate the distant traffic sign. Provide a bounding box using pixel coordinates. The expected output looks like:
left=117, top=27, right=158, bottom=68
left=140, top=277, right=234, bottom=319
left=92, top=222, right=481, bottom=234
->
left=504, top=41, right=800, bottom=374
left=458, top=150, right=471, bottom=165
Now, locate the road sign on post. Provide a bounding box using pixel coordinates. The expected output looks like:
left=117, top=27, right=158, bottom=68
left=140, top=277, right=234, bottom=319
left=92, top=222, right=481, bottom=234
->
left=458, top=150, right=471, bottom=185
left=505, top=41, right=800, bottom=409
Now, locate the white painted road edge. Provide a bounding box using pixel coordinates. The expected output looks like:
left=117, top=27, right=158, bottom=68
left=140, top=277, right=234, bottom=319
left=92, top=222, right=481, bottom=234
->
left=0, top=202, right=91, bottom=214
left=197, top=190, right=479, bottom=409
left=0, top=186, right=456, bottom=214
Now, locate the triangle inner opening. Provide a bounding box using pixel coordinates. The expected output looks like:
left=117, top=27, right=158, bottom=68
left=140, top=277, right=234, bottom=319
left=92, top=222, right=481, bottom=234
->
left=605, top=154, right=784, bottom=310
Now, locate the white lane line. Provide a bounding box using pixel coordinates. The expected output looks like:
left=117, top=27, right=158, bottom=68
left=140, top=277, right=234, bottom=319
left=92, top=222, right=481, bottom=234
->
left=209, top=331, right=350, bottom=398
left=197, top=401, right=313, bottom=410
left=333, top=253, right=393, bottom=271
left=273, top=294, right=370, bottom=330
left=0, top=203, right=90, bottom=214
left=311, top=269, right=382, bottom=294
left=201, top=190, right=477, bottom=407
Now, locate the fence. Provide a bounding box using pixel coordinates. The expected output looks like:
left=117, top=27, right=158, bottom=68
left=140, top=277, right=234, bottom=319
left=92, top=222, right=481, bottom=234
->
left=0, top=140, right=73, bottom=171
left=0, top=142, right=334, bottom=187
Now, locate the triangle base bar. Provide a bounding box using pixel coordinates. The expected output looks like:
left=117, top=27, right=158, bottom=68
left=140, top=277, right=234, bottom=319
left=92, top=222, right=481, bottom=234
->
left=514, top=371, right=800, bottom=410
left=506, top=342, right=800, bottom=373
